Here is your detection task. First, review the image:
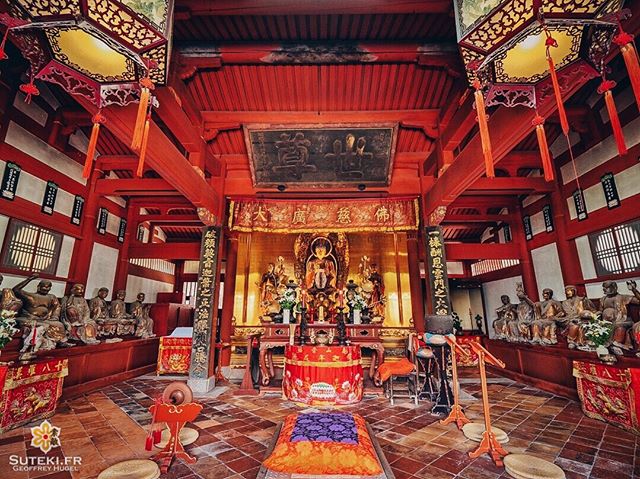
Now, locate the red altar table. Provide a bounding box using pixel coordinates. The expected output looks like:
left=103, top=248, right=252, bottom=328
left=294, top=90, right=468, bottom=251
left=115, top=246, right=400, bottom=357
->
left=283, top=345, right=363, bottom=406
left=573, top=360, right=640, bottom=434
left=456, top=335, right=481, bottom=367
left=157, top=337, right=192, bottom=375
left=0, top=358, right=68, bottom=433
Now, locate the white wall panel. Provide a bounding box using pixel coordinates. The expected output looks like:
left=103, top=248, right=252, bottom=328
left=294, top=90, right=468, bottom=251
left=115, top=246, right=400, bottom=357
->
left=531, top=242, right=565, bottom=300
left=125, top=275, right=174, bottom=303
left=56, top=236, right=75, bottom=279
left=86, top=243, right=119, bottom=298
left=575, top=235, right=597, bottom=280
left=13, top=92, right=48, bottom=126
left=481, top=275, right=522, bottom=338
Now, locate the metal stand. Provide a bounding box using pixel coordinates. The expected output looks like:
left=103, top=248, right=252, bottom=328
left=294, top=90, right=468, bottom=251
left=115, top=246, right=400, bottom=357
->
left=431, top=344, right=453, bottom=415
left=336, top=307, right=347, bottom=345
left=440, top=336, right=471, bottom=429
left=298, top=307, right=308, bottom=346
left=467, top=342, right=508, bottom=467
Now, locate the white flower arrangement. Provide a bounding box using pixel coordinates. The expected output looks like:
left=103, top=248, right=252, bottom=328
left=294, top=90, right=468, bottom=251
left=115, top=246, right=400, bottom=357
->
left=279, top=288, right=297, bottom=310
left=0, top=310, right=18, bottom=349
left=582, top=313, right=613, bottom=347
left=348, top=293, right=367, bottom=311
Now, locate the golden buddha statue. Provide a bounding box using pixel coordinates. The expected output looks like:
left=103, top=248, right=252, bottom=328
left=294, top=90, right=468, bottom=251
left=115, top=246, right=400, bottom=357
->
left=109, top=289, right=135, bottom=335
left=131, top=292, right=155, bottom=338
left=530, top=288, right=563, bottom=345
left=561, top=285, right=597, bottom=349
left=13, top=274, right=69, bottom=354
left=61, top=283, right=100, bottom=345
left=600, top=280, right=640, bottom=355
left=90, top=287, right=118, bottom=336
left=492, top=295, right=517, bottom=340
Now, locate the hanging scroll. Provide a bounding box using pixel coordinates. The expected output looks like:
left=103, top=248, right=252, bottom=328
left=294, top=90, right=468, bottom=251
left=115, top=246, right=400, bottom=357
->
left=523, top=215, right=533, bottom=241
left=117, top=219, right=127, bottom=243
left=228, top=197, right=419, bottom=233
left=97, top=208, right=108, bottom=235
left=189, top=227, right=220, bottom=380
left=41, top=181, right=58, bottom=215
left=542, top=205, right=554, bottom=233
left=425, top=226, right=451, bottom=316
left=600, top=172, right=620, bottom=209
left=71, top=195, right=84, bottom=225
left=573, top=189, right=588, bottom=221
left=1, top=162, right=20, bottom=200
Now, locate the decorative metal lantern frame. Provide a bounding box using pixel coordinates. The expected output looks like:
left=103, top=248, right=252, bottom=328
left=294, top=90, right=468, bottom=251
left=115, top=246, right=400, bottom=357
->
left=2, top=0, right=174, bottom=108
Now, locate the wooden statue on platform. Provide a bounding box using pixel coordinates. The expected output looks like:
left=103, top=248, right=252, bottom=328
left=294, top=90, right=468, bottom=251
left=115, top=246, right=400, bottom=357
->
left=90, top=287, right=118, bottom=337
left=61, top=283, right=100, bottom=345
left=529, top=288, right=563, bottom=345
left=367, top=264, right=385, bottom=321
left=131, top=292, right=155, bottom=338
left=13, top=274, right=69, bottom=354
left=492, top=295, right=517, bottom=340
left=258, top=262, right=280, bottom=316
left=513, top=283, right=535, bottom=342
left=305, top=237, right=337, bottom=294
left=110, top=289, right=136, bottom=335
left=561, top=285, right=597, bottom=350
left=600, top=280, right=640, bottom=355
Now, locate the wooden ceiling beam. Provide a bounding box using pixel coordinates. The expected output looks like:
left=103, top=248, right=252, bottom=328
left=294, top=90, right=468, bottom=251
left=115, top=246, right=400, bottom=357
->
left=203, top=110, right=439, bottom=127
left=137, top=214, right=201, bottom=224
left=443, top=214, right=509, bottom=223
left=95, top=178, right=180, bottom=196
left=75, top=98, right=220, bottom=216
left=128, top=241, right=200, bottom=260
left=177, top=0, right=451, bottom=16
left=467, top=177, right=555, bottom=195
left=95, top=155, right=139, bottom=172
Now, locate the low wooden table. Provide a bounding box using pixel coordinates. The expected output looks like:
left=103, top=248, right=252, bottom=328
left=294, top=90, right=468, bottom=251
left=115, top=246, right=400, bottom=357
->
left=258, top=322, right=384, bottom=386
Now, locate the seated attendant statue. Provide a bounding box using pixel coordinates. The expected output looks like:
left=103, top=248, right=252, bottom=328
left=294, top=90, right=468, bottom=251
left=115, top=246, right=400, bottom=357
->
left=109, top=290, right=136, bottom=335
left=492, top=295, right=517, bottom=340
left=0, top=274, right=23, bottom=313
left=13, top=274, right=70, bottom=355
left=61, top=283, right=100, bottom=345
left=513, top=283, right=535, bottom=343
left=530, top=288, right=563, bottom=345
left=560, top=285, right=597, bottom=350
left=600, top=280, right=640, bottom=355
left=130, top=292, right=155, bottom=338
left=89, top=287, right=118, bottom=337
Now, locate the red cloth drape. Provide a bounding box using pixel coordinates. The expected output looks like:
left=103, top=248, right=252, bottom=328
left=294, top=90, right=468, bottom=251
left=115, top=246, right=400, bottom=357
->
left=157, top=337, right=192, bottom=375
left=283, top=345, right=363, bottom=405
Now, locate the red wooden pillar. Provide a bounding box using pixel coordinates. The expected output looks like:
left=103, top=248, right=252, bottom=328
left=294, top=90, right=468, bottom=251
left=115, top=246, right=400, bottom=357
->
left=219, top=232, right=239, bottom=367
left=406, top=232, right=425, bottom=333
left=511, top=206, right=539, bottom=301
left=550, top=174, right=585, bottom=293
left=68, top=168, right=103, bottom=288
left=113, top=201, right=137, bottom=294
left=174, top=260, right=185, bottom=295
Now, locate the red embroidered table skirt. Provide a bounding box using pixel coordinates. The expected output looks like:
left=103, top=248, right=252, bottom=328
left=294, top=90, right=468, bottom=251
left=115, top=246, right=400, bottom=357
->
left=283, top=345, right=363, bottom=406
left=157, top=337, right=192, bottom=375
left=456, top=335, right=481, bottom=367
left=0, top=358, right=68, bottom=433
left=573, top=360, right=640, bottom=434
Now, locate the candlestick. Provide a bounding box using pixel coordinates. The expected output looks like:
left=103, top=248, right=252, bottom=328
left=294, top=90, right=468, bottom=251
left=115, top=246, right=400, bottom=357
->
left=338, top=289, right=344, bottom=308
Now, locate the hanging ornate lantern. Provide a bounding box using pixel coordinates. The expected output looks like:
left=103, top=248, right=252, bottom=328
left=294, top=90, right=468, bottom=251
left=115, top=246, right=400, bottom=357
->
left=453, top=0, right=629, bottom=179
left=0, top=0, right=174, bottom=176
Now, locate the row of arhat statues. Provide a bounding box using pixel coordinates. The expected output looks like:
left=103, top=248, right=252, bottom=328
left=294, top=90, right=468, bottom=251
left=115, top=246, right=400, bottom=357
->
left=1, top=274, right=155, bottom=359
left=493, top=280, right=640, bottom=356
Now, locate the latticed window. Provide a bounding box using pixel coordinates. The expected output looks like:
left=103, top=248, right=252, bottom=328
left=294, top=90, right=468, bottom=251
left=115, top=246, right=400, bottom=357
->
left=589, top=220, right=640, bottom=277
left=1, top=219, right=62, bottom=275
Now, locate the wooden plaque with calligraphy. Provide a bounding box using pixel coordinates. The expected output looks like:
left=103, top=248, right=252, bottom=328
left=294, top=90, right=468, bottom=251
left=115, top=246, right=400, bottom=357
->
left=425, top=226, right=451, bottom=316
left=244, top=124, right=397, bottom=188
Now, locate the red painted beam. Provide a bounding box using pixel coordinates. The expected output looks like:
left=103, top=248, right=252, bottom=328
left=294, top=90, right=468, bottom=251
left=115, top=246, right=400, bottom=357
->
left=94, top=178, right=179, bottom=196
left=137, top=214, right=201, bottom=224
left=467, top=177, right=555, bottom=195
left=95, top=155, right=139, bottom=172
left=178, top=0, right=451, bottom=16
left=445, top=242, right=520, bottom=260
left=442, top=214, right=509, bottom=223
left=128, top=241, right=200, bottom=260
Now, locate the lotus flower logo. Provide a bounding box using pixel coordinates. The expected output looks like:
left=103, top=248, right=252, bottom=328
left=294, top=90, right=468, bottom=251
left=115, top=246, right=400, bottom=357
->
left=30, top=420, right=61, bottom=453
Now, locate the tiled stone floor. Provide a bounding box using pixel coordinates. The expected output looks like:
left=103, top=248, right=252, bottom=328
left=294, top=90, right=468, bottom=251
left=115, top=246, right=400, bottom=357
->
left=0, top=374, right=638, bottom=479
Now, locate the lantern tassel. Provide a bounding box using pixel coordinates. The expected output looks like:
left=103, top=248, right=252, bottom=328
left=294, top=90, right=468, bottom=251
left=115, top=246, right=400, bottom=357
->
left=545, top=34, right=570, bottom=136
left=533, top=115, right=554, bottom=182
left=131, top=87, right=149, bottom=151
left=614, top=30, right=640, bottom=111
left=136, top=115, right=151, bottom=178
left=19, top=81, right=39, bottom=104
left=598, top=79, right=627, bottom=156
left=473, top=80, right=494, bottom=178
left=83, top=113, right=105, bottom=179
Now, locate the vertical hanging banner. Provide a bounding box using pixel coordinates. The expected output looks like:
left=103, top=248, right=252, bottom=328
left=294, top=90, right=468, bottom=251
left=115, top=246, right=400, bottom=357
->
left=523, top=215, right=533, bottom=240
left=600, top=172, right=620, bottom=209
left=190, top=226, right=220, bottom=380
left=1, top=162, right=21, bottom=200
left=425, top=226, right=451, bottom=316
left=573, top=189, right=588, bottom=221
left=117, top=219, right=127, bottom=243
left=542, top=205, right=554, bottom=233
left=136, top=224, right=145, bottom=241
left=41, top=181, right=58, bottom=215
left=71, top=195, right=84, bottom=225
left=503, top=224, right=512, bottom=242
left=97, top=207, right=108, bottom=235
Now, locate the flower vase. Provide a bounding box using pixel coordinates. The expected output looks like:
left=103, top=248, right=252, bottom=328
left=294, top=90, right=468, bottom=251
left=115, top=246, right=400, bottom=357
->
left=283, top=309, right=291, bottom=324
left=353, top=309, right=361, bottom=325
left=595, top=345, right=609, bottom=357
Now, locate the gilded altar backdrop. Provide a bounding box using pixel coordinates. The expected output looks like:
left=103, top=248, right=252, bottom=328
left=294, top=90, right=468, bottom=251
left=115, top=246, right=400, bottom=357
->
left=232, top=232, right=413, bottom=328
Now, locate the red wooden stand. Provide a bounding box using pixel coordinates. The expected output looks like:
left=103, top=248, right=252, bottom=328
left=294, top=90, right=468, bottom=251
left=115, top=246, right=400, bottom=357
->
left=150, top=402, right=203, bottom=473
left=440, top=336, right=471, bottom=429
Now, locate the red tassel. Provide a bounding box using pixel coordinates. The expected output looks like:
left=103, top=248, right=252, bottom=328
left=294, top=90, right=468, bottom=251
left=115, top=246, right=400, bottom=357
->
left=19, top=81, right=39, bottom=104
left=614, top=30, right=640, bottom=112
left=598, top=80, right=627, bottom=156
left=144, top=435, right=153, bottom=451
left=545, top=35, right=570, bottom=136
left=473, top=80, right=494, bottom=178
left=131, top=77, right=154, bottom=151
left=136, top=115, right=150, bottom=177
left=152, top=428, right=162, bottom=444
left=83, top=112, right=105, bottom=179
left=532, top=115, right=554, bottom=182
